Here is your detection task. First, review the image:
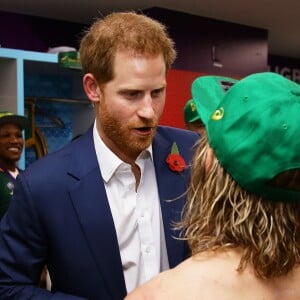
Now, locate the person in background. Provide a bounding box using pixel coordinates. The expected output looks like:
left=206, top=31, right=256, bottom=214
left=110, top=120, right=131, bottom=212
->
left=0, top=111, right=28, bottom=220
left=183, top=99, right=205, bottom=134
left=184, top=76, right=238, bottom=135
left=183, top=99, right=204, bottom=134
left=0, top=112, right=50, bottom=290
left=0, top=11, right=199, bottom=299
left=125, top=72, right=300, bottom=300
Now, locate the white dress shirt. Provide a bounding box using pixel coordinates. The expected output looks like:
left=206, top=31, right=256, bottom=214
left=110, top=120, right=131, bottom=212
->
left=93, top=123, right=169, bottom=293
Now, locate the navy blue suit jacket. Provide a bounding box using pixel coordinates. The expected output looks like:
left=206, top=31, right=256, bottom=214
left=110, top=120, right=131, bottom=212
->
left=0, top=125, right=199, bottom=299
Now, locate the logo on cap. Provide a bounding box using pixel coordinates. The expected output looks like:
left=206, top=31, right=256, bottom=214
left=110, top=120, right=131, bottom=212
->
left=211, top=107, right=224, bottom=121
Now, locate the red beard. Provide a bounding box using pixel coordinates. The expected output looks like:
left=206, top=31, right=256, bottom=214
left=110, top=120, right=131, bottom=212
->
left=98, top=101, right=158, bottom=160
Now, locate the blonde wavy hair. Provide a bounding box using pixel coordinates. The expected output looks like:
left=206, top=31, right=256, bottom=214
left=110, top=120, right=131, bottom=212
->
left=79, top=11, right=176, bottom=84
left=177, top=133, right=300, bottom=279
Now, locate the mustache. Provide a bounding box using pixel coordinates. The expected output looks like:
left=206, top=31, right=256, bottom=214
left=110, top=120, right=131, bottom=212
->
left=132, top=118, right=158, bottom=128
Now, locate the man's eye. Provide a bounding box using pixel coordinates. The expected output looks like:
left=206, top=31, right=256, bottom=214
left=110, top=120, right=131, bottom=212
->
left=125, top=91, right=142, bottom=99
left=151, top=88, right=164, bottom=98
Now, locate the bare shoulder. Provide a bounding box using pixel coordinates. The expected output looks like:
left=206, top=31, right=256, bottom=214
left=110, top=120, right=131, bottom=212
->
left=125, top=252, right=300, bottom=300
left=124, top=256, right=230, bottom=300
left=124, top=258, right=207, bottom=300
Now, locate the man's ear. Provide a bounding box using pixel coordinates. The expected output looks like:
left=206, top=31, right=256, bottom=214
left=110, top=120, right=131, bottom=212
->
left=83, top=73, right=101, bottom=103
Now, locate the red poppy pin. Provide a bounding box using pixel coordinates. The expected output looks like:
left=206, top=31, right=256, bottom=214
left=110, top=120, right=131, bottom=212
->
left=166, top=142, right=186, bottom=172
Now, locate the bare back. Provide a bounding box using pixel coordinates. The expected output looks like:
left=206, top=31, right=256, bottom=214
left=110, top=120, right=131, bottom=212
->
left=125, top=249, right=300, bottom=300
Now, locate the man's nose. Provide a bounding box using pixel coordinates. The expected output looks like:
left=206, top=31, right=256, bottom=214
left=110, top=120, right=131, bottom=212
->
left=137, top=96, right=155, bottom=119
left=10, top=135, right=20, bottom=143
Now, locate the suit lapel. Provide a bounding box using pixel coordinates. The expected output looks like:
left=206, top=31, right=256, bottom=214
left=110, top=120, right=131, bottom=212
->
left=68, top=128, right=127, bottom=299
left=152, top=130, right=191, bottom=267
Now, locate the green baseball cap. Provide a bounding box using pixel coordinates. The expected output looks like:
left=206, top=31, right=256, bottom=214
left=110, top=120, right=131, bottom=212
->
left=183, top=99, right=201, bottom=123
left=0, top=111, right=28, bottom=130
left=191, top=72, right=300, bottom=201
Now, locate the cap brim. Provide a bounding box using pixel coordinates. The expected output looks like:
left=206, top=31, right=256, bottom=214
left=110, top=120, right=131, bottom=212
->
left=191, top=75, right=238, bottom=125
left=188, top=115, right=201, bottom=123
left=0, top=115, right=29, bottom=130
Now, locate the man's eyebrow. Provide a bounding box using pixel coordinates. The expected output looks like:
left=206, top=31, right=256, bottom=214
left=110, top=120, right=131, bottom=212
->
left=154, top=86, right=166, bottom=90
left=117, top=88, right=142, bottom=94
left=118, top=86, right=165, bottom=93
